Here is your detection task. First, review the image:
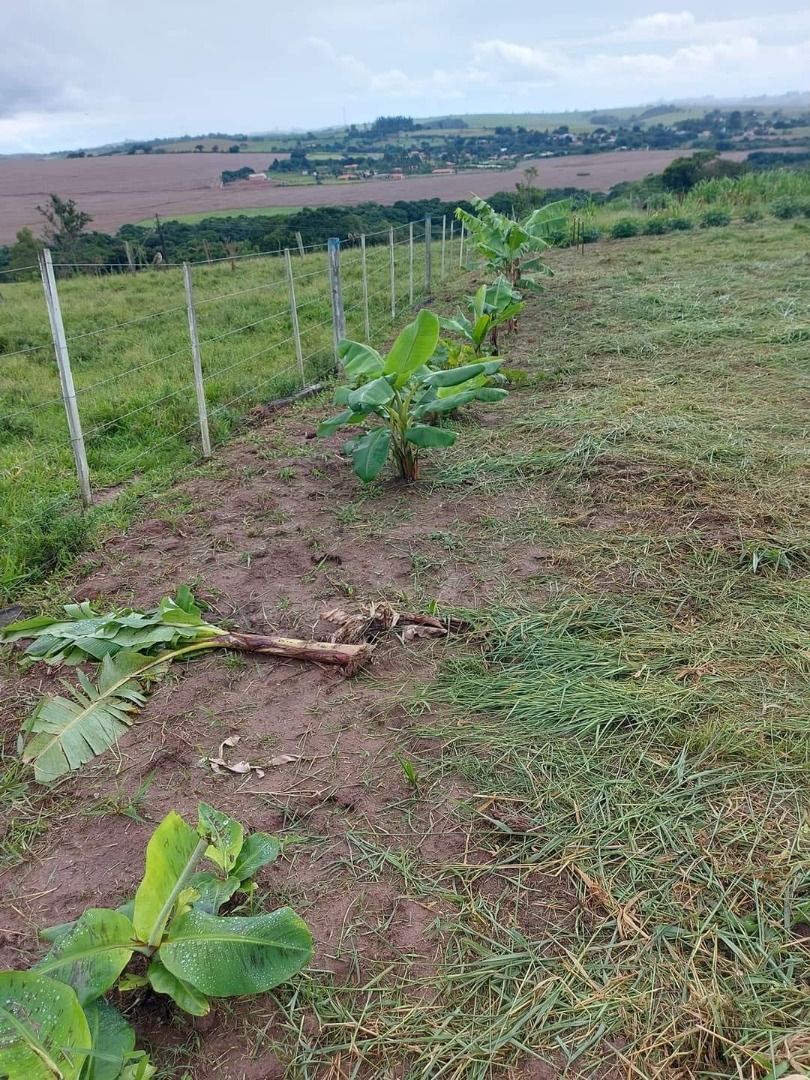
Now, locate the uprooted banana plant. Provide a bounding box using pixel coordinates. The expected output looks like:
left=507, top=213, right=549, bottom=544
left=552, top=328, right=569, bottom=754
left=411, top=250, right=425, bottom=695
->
left=0, top=587, right=371, bottom=783
left=0, top=804, right=311, bottom=1080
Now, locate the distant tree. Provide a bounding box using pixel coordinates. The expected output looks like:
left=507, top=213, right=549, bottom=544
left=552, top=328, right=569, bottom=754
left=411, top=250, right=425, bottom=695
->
left=727, top=110, right=743, bottom=132
left=36, top=195, right=93, bottom=255
left=514, top=165, right=540, bottom=215
left=211, top=144, right=219, bottom=152
left=8, top=227, right=42, bottom=279
left=661, top=152, right=716, bottom=195
left=221, top=166, right=254, bottom=185
left=194, top=144, right=204, bottom=152
left=228, top=144, right=241, bottom=153
left=371, top=115, right=416, bottom=136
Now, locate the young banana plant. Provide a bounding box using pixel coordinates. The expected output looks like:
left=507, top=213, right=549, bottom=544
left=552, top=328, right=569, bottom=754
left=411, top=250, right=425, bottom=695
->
left=455, top=194, right=569, bottom=288
left=440, top=277, right=524, bottom=354
left=318, top=309, right=508, bottom=483
left=0, top=805, right=312, bottom=1080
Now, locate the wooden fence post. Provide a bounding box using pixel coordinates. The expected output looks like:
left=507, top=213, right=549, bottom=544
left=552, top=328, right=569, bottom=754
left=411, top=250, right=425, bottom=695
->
left=360, top=234, right=370, bottom=342
left=440, top=215, right=446, bottom=279
left=284, top=248, right=306, bottom=387
left=389, top=226, right=396, bottom=318
left=424, top=215, right=432, bottom=295
left=408, top=222, right=414, bottom=306
left=182, top=262, right=212, bottom=458
left=327, top=237, right=346, bottom=365
left=295, top=231, right=305, bottom=258
left=459, top=222, right=465, bottom=268
left=39, top=249, right=92, bottom=507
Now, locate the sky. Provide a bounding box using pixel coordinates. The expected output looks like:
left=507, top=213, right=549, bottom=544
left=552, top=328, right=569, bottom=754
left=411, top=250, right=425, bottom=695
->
left=1, top=1, right=810, bottom=153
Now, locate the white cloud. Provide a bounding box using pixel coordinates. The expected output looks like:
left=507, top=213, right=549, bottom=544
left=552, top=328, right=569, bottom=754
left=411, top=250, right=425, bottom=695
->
left=472, top=40, right=559, bottom=79
left=607, top=8, right=810, bottom=45
left=611, top=11, right=698, bottom=42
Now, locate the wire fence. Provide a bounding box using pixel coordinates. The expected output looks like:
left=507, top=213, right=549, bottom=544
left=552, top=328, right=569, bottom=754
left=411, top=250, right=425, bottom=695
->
left=0, top=215, right=473, bottom=596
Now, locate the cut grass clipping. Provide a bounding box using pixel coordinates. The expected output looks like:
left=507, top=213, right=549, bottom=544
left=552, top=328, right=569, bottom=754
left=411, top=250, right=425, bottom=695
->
left=407, top=597, right=809, bottom=1077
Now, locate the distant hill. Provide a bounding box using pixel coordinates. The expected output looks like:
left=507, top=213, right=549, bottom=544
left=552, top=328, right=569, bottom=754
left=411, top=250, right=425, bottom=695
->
left=9, top=93, right=810, bottom=159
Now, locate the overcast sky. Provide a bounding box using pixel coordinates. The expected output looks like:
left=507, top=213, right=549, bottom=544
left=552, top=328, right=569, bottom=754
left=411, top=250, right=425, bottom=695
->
left=2, top=2, right=810, bottom=153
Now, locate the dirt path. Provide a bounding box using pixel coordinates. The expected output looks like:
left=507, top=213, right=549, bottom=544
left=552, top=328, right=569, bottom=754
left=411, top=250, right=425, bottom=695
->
left=0, top=358, right=587, bottom=1077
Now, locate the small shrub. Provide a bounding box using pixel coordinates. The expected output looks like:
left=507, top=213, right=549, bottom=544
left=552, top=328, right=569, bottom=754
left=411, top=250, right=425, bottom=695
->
left=666, top=216, right=694, bottom=231
left=581, top=224, right=601, bottom=243
left=645, top=217, right=675, bottom=235
left=610, top=218, right=642, bottom=239
left=771, top=197, right=802, bottom=219
left=700, top=209, right=731, bottom=228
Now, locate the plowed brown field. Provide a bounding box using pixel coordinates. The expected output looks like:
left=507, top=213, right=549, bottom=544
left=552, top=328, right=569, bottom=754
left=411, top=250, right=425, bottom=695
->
left=0, top=148, right=750, bottom=242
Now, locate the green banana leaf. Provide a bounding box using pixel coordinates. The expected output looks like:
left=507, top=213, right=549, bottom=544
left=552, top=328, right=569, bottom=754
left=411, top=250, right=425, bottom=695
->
left=146, top=957, right=209, bottom=1016
left=133, top=811, right=205, bottom=944
left=159, top=908, right=313, bottom=996
left=198, top=803, right=243, bottom=874
left=405, top=426, right=457, bottom=448
left=22, top=649, right=165, bottom=784
left=383, top=310, right=440, bottom=386
left=81, top=999, right=136, bottom=1080
left=34, top=909, right=136, bottom=1005
left=231, top=833, right=280, bottom=880
left=338, top=339, right=384, bottom=382
left=351, top=427, right=391, bottom=482
left=0, top=970, right=90, bottom=1080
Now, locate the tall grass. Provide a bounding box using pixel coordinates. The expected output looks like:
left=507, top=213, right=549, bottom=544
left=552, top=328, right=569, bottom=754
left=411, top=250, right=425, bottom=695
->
left=686, top=168, right=810, bottom=208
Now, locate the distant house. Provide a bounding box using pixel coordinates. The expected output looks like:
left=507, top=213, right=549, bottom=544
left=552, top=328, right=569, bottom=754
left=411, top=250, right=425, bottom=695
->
left=431, top=167, right=454, bottom=175
left=248, top=172, right=268, bottom=180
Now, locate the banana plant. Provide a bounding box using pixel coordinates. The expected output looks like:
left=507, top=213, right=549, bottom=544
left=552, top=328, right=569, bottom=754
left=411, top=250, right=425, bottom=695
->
left=317, top=309, right=508, bottom=482
left=440, top=277, right=524, bottom=355
left=0, top=805, right=308, bottom=1078
left=1, top=587, right=369, bottom=783
left=455, top=195, right=569, bottom=288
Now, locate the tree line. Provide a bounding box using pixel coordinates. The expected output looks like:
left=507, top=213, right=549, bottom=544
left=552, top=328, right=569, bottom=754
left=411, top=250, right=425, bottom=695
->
left=0, top=187, right=592, bottom=278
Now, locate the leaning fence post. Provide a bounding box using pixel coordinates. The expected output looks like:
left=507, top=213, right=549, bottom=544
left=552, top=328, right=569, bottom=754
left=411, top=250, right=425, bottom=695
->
left=388, top=226, right=396, bottom=319
left=440, top=215, right=447, bottom=279
left=327, top=237, right=346, bottom=366
left=360, top=234, right=370, bottom=342
left=295, top=231, right=305, bottom=258
left=39, top=249, right=92, bottom=507
left=284, top=248, right=306, bottom=387
left=408, top=222, right=414, bottom=306
left=424, top=215, right=432, bottom=296
left=459, top=222, right=465, bottom=268
left=182, top=262, right=212, bottom=458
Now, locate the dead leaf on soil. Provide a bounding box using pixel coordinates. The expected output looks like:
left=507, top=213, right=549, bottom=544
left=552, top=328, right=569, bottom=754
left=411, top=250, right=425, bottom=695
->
left=323, top=601, right=464, bottom=644
left=267, top=753, right=299, bottom=767
left=200, top=735, right=300, bottom=779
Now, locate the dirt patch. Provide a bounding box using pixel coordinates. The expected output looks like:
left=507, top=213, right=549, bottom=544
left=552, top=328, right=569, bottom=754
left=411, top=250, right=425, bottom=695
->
left=0, top=391, right=589, bottom=1077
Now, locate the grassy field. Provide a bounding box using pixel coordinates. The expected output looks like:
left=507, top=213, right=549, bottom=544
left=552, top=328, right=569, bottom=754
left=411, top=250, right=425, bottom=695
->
left=0, top=228, right=457, bottom=598
left=0, top=219, right=807, bottom=1078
